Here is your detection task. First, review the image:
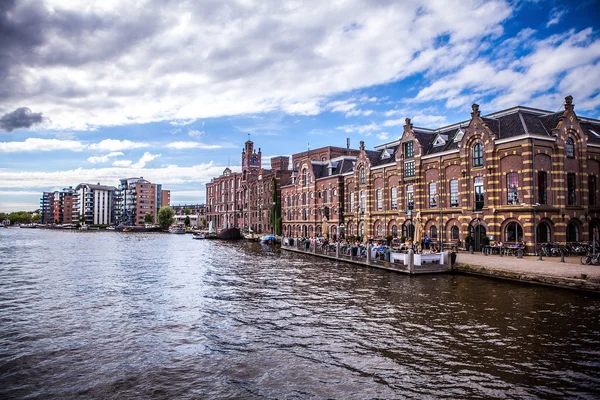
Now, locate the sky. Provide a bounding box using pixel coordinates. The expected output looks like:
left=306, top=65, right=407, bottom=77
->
left=1, top=0, right=600, bottom=212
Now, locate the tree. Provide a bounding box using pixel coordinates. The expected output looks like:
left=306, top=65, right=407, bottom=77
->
left=158, top=206, right=175, bottom=231
left=144, top=213, right=155, bottom=224
left=201, top=217, right=207, bottom=228
left=184, top=215, right=191, bottom=227
left=184, top=208, right=191, bottom=215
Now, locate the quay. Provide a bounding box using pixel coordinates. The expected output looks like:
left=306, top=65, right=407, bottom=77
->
left=281, top=239, right=600, bottom=293
left=281, top=238, right=452, bottom=275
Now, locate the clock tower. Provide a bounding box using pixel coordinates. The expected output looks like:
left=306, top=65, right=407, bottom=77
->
left=242, top=139, right=261, bottom=173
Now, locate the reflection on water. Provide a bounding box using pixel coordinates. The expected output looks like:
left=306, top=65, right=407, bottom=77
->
left=1, top=229, right=599, bottom=399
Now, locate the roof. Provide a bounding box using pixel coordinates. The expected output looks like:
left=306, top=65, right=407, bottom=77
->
left=76, top=183, right=117, bottom=191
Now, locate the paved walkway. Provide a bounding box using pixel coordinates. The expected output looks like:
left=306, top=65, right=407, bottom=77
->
left=454, top=252, right=600, bottom=293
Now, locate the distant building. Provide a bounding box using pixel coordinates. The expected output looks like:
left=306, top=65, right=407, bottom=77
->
left=172, top=204, right=206, bottom=228
left=205, top=140, right=292, bottom=233
left=115, top=177, right=169, bottom=226
left=75, top=183, right=117, bottom=225
left=40, top=191, right=55, bottom=224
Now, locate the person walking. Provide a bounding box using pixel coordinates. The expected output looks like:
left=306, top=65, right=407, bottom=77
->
left=424, top=234, right=430, bottom=250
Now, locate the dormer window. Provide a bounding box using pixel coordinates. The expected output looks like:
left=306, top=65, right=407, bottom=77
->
left=360, top=167, right=366, bottom=184
left=454, top=128, right=465, bottom=143
left=566, top=138, right=575, bottom=158
left=381, top=148, right=391, bottom=159
left=433, top=135, right=447, bottom=147
left=404, top=141, right=414, bottom=158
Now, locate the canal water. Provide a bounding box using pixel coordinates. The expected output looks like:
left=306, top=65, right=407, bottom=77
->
left=0, top=229, right=599, bottom=399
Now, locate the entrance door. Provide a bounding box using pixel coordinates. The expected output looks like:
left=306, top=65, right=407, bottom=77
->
left=469, top=223, right=487, bottom=251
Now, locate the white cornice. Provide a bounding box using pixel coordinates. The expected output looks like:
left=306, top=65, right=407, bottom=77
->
left=494, top=134, right=556, bottom=145
left=421, top=149, right=460, bottom=160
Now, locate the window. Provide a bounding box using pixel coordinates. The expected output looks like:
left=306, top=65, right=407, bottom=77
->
left=473, top=143, right=483, bottom=167
left=302, top=168, right=307, bottom=187
left=567, top=221, right=579, bottom=242
left=376, top=188, right=382, bottom=210
left=360, top=168, right=366, bottom=184
left=349, top=192, right=355, bottom=213
left=566, top=138, right=574, bottom=158
left=451, top=225, right=459, bottom=240
left=377, top=224, right=383, bottom=236
left=537, top=222, right=551, bottom=243
left=590, top=175, right=597, bottom=206
left=323, top=189, right=329, bottom=204
left=404, top=141, right=414, bottom=158
left=429, top=182, right=437, bottom=208
left=474, top=176, right=484, bottom=211
left=392, top=225, right=398, bottom=237
left=538, top=171, right=547, bottom=205
left=360, top=191, right=366, bottom=212
left=391, top=187, right=398, bottom=210
left=302, top=192, right=306, bottom=206
left=567, top=173, right=576, bottom=205
left=504, top=221, right=523, bottom=242
left=407, top=185, right=414, bottom=211
left=450, top=180, right=459, bottom=207
left=430, top=225, right=438, bottom=239
left=405, top=161, right=415, bottom=177
left=507, top=173, right=519, bottom=205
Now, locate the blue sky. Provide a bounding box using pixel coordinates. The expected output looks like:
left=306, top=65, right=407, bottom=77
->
left=1, top=0, right=599, bottom=212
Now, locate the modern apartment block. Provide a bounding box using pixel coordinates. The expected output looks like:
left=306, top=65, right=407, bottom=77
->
left=75, top=183, right=117, bottom=225
left=39, top=187, right=79, bottom=224
left=205, top=140, right=292, bottom=234
left=115, top=177, right=169, bottom=226
left=281, top=96, right=600, bottom=251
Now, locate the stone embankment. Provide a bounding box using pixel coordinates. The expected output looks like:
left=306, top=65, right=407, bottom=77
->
left=454, top=253, right=600, bottom=293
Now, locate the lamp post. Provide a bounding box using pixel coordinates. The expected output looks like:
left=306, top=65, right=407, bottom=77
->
left=437, top=192, right=443, bottom=250
left=340, top=222, right=345, bottom=239
left=272, top=201, right=276, bottom=235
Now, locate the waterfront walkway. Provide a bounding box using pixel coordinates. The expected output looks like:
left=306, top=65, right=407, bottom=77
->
left=454, top=252, right=600, bottom=293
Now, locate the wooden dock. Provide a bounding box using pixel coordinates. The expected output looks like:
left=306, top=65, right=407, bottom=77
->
left=280, top=241, right=452, bottom=275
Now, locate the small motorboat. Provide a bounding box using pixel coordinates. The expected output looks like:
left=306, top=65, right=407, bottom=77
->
left=169, top=226, right=186, bottom=234
left=192, top=233, right=205, bottom=239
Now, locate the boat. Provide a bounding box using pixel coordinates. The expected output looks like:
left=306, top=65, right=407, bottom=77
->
left=123, top=227, right=134, bottom=232
left=192, top=232, right=205, bottom=239
left=260, top=234, right=277, bottom=243
left=243, top=232, right=260, bottom=241
left=19, top=223, right=37, bottom=228
left=169, top=226, right=186, bottom=234
left=106, top=226, right=116, bottom=231
left=215, top=227, right=242, bottom=240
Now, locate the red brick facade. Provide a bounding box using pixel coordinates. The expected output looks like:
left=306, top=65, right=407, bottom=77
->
left=281, top=96, right=600, bottom=251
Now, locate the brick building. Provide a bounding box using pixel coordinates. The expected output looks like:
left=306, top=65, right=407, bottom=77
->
left=205, top=140, right=292, bottom=234
left=281, top=96, right=600, bottom=251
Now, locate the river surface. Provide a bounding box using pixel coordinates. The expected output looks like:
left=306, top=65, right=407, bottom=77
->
left=0, top=228, right=599, bottom=399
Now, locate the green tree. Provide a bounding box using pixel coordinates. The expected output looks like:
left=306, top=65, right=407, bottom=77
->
left=158, top=206, right=175, bottom=231
left=184, top=208, right=191, bottom=215
left=201, top=217, right=207, bottom=228
left=271, top=177, right=281, bottom=235
left=144, top=213, right=155, bottom=224
left=184, top=215, right=191, bottom=227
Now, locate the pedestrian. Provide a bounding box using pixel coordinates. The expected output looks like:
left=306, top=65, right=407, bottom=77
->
left=424, top=234, right=430, bottom=250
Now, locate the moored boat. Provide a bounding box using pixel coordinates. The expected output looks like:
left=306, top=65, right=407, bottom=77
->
left=260, top=234, right=277, bottom=243
left=216, top=227, right=241, bottom=240
left=192, top=233, right=205, bottom=239
left=169, top=226, right=186, bottom=234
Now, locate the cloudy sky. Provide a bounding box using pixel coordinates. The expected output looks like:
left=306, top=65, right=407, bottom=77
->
left=1, top=0, right=599, bottom=212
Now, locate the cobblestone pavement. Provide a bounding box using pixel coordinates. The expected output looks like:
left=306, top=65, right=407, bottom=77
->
left=455, top=252, right=600, bottom=280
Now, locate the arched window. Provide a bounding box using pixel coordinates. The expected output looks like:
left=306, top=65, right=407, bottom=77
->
left=377, top=224, right=383, bottom=236
left=504, top=221, right=523, bottom=242
left=429, top=182, right=437, bottom=208
left=537, top=222, right=551, bottom=243
left=430, top=225, right=438, bottom=239
left=360, top=167, right=366, bottom=184
left=391, top=187, right=398, bottom=210
left=566, top=138, right=575, bottom=158
left=302, top=168, right=307, bottom=186
left=473, top=143, right=483, bottom=167
left=360, top=191, right=366, bottom=212
left=392, top=225, right=398, bottom=237
left=567, top=221, right=579, bottom=242
left=451, top=225, right=460, bottom=240
left=302, top=192, right=306, bottom=205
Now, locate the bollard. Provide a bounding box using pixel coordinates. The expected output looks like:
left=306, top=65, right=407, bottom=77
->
left=500, top=247, right=503, bottom=257
left=408, top=248, right=415, bottom=274
left=538, top=247, right=543, bottom=261
left=366, top=244, right=371, bottom=263
left=517, top=248, right=523, bottom=258
left=561, top=250, right=565, bottom=263
left=469, top=244, right=474, bottom=255
left=336, top=242, right=340, bottom=259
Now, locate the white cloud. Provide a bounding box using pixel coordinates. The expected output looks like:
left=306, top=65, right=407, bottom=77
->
left=112, top=160, right=133, bottom=167
left=546, top=8, right=566, bottom=28
left=0, top=162, right=228, bottom=189
left=376, top=132, right=389, bottom=141
left=89, top=139, right=150, bottom=152
left=87, top=151, right=124, bottom=164
left=1, top=0, right=516, bottom=131
left=132, top=152, right=161, bottom=168
left=166, top=141, right=230, bottom=150
left=0, top=138, right=86, bottom=153
left=336, top=122, right=380, bottom=134
left=188, top=129, right=204, bottom=138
